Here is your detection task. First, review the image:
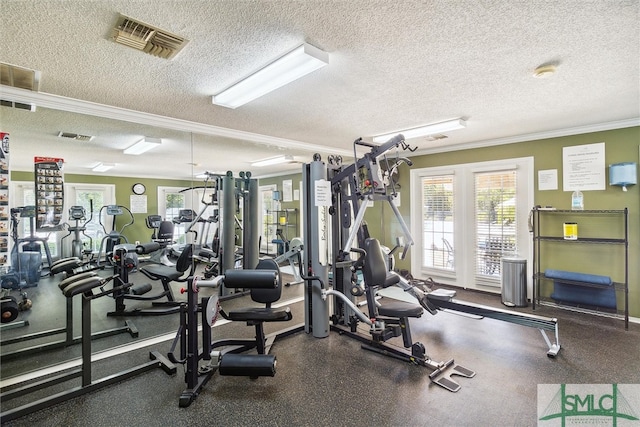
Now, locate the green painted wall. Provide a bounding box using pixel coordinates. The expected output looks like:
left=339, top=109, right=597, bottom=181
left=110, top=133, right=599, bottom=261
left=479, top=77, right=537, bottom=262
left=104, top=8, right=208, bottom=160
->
left=12, top=170, right=192, bottom=244
left=262, top=127, right=639, bottom=317
left=373, top=126, right=639, bottom=317
left=29, top=127, right=634, bottom=315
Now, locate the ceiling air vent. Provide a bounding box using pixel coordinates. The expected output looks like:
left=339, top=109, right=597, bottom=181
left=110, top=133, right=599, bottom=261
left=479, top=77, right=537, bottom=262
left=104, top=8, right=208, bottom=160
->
left=58, top=132, right=95, bottom=142
left=426, top=134, right=448, bottom=141
left=111, top=14, right=188, bottom=60
left=0, top=99, right=35, bottom=111
left=0, top=62, right=40, bottom=111
left=1, top=63, right=40, bottom=91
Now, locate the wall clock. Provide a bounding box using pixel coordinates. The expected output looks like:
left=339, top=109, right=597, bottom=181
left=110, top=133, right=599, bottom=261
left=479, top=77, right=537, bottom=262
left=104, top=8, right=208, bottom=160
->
left=132, top=183, right=146, bottom=195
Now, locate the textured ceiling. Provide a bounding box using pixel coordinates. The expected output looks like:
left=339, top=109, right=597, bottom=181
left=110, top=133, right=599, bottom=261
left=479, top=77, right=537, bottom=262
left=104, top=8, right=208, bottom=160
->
left=0, top=0, right=638, bottom=179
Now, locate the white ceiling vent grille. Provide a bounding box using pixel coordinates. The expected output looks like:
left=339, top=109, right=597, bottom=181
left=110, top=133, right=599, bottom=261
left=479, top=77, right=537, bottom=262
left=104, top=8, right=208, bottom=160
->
left=111, top=14, right=188, bottom=60
left=58, top=132, right=95, bottom=142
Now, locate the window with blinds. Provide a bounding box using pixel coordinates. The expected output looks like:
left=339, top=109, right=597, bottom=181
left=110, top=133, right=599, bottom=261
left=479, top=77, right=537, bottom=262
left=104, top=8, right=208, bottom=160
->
left=421, top=175, right=454, bottom=270
left=164, top=191, right=188, bottom=244
left=474, top=170, right=517, bottom=279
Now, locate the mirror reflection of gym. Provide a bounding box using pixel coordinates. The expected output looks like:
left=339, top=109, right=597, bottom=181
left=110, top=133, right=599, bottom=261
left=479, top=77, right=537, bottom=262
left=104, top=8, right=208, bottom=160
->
left=0, top=106, right=195, bottom=377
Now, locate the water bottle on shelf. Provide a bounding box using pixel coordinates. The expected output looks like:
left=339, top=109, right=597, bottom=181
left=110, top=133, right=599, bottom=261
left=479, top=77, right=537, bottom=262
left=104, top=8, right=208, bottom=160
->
left=571, top=191, right=583, bottom=210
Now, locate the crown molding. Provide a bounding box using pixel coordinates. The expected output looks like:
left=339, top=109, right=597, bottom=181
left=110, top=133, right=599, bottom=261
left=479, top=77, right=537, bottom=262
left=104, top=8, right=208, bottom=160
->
left=3, top=86, right=637, bottom=161
left=410, top=118, right=640, bottom=157
left=0, top=86, right=353, bottom=156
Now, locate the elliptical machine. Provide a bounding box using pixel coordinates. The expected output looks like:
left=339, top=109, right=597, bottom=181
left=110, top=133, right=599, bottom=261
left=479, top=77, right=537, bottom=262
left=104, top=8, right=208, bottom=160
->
left=61, top=201, right=94, bottom=260
left=96, top=205, right=134, bottom=266
left=5, top=206, right=52, bottom=287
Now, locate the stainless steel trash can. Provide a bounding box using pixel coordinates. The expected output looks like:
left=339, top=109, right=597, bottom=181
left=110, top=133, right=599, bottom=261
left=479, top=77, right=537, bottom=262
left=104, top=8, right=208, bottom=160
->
left=501, top=257, right=527, bottom=307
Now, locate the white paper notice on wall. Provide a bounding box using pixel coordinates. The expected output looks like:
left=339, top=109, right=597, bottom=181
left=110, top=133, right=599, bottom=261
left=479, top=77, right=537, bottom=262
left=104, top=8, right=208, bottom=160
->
left=562, top=142, right=606, bottom=191
left=130, top=195, right=147, bottom=213
left=314, top=179, right=332, bottom=206
left=282, top=179, right=293, bottom=202
left=538, top=169, right=558, bottom=191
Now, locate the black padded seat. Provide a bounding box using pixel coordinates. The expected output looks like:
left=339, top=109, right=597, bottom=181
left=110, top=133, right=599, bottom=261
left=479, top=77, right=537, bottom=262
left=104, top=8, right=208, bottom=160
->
left=139, top=243, right=193, bottom=284
left=225, top=306, right=291, bottom=322
left=59, top=273, right=102, bottom=298
left=363, top=238, right=423, bottom=318
left=139, top=264, right=184, bottom=283
left=225, top=258, right=293, bottom=323
left=377, top=300, right=424, bottom=318
left=155, top=221, right=174, bottom=247
left=50, top=257, right=83, bottom=275
left=221, top=258, right=293, bottom=355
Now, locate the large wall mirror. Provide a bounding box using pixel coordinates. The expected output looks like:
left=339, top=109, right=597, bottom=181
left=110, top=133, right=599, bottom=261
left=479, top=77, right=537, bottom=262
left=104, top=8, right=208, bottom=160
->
left=1, top=104, right=199, bottom=379
left=1, top=91, right=327, bottom=382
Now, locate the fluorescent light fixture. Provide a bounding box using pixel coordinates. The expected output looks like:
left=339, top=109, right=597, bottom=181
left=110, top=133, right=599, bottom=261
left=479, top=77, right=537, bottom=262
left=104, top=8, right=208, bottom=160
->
left=251, top=155, right=294, bottom=167
left=373, top=118, right=466, bottom=143
left=92, top=162, right=115, bottom=172
left=212, top=43, right=329, bottom=109
left=195, top=171, right=226, bottom=179
left=124, top=137, right=162, bottom=155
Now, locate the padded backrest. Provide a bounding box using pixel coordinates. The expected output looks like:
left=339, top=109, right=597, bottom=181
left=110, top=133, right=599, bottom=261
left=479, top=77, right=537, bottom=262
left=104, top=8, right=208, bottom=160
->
left=176, top=243, right=194, bottom=273
left=157, top=220, right=174, bottom=240
left=251, top=258, right=282, bottom=305
left=362, top=238, right=387, bottom=288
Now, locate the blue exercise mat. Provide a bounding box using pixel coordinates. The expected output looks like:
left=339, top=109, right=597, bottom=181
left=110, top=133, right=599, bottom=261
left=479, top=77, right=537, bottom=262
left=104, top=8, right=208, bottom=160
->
left=545, top=269, right=616, bottom=309
left=544, top=269, right=612, bottom=286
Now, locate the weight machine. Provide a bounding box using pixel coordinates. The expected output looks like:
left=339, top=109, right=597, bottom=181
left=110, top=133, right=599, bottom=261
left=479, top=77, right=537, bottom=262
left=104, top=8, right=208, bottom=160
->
left=106, top=242, right=192, bottom=317
left=302, top=134, right=560, bottom=392
left=0, top=245, right=175, bottom=423
left=2, top=241, right=138, bottom=360
left=186, top=171, right=260, bottom=293
left=166, top=251, right=298, bottom=407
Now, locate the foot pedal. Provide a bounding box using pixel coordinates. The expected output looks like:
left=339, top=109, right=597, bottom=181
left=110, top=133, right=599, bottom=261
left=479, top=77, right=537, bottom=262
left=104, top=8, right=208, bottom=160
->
left=429, top=359, right=475, bottom=392
left=427, top=288, right=456, bottom=301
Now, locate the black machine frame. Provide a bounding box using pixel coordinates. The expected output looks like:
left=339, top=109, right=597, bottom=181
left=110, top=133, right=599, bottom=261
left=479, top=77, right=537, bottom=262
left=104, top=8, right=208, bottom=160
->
left=301, top=134, right=561, bottom=393
left=0, top=249, right=176, bottom=423
left=166, top=256, right=302, bottom=407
